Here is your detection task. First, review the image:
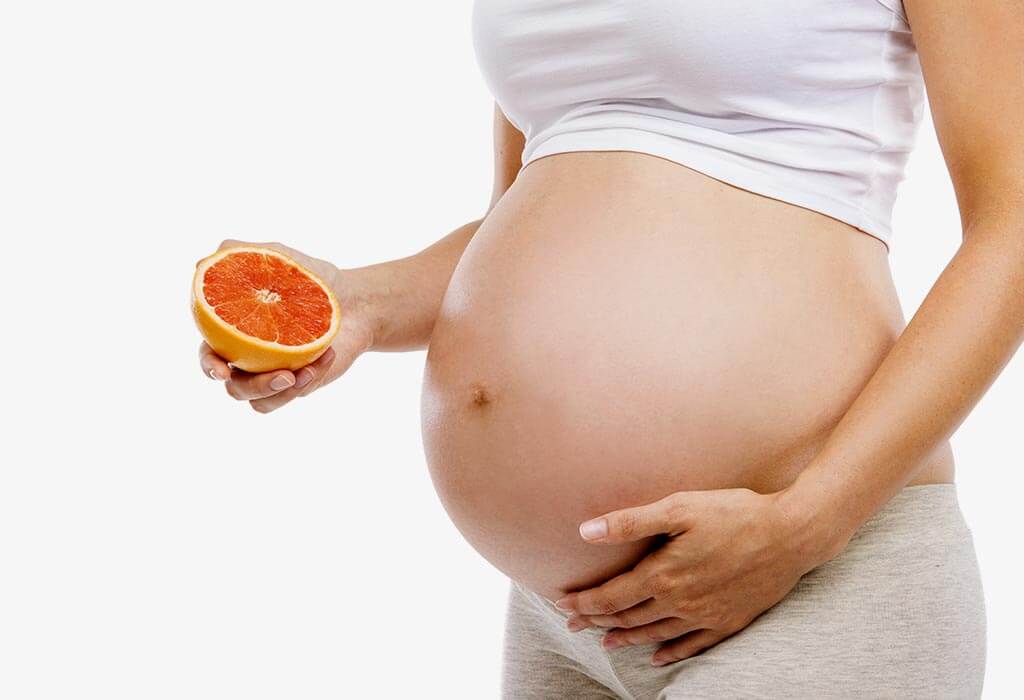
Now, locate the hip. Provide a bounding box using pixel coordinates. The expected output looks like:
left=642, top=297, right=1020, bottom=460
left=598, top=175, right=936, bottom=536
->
left=504, top=483, right=986, bottom=699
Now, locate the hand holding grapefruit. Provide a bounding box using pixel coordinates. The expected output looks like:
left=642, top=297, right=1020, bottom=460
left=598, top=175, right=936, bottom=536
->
left=192, top=244, right=341, bottom=373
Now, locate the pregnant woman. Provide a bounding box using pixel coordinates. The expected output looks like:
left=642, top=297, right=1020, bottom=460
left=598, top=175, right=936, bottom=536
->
left=199, top=1, right=1022, bottom=697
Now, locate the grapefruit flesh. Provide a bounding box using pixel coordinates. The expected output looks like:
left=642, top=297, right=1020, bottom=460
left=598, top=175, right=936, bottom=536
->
left=192, top=247, right=340, bottom=373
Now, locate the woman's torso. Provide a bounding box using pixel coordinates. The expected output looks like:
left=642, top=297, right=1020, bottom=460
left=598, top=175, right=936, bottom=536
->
left=422, top=0, right=941, bottom=601
left=422, top=151, right=953, bottom=602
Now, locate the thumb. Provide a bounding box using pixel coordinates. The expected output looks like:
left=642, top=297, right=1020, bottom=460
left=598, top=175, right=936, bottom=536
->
left=578, top=492, right=692, bottom=544
left=217, top=239, right=298, bottom=259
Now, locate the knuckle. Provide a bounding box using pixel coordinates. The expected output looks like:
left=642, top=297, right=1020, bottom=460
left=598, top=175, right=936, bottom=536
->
left=614, top=610, right=637, bottom=628
left=669, top=600, right=693, bottom=622
left=655, top=652, right=679, bottom=667
left=691, top=599, right=729, bottom=628
left=295, top=369, right=317, bottom=394
left=641, top=625, right=662, bottom=643
left=673, top=573, right=695, bottom=598
left=672, top=647, right=691, bottom=663
left=616, top=512, right=639, bottom=538
left=703, top=605, right=727, bottom=628
left=719, top=610, right=745, bottom=632
left=665, top=493, right=688, bottom=520
left=619, top=630, right=640, bottom=645
left=648, top=572, right=677, bottom=598
left=589, top=596, right=617, bottom=616
left=674, top=597, right=698, bottom=616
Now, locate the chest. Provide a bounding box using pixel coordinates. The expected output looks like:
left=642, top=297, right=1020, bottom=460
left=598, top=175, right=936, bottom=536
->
left=472, top=1, right=890, bottom=117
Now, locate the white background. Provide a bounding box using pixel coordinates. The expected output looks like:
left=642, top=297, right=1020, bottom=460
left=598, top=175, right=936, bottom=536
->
left=1, top=1, right=1019, bottom=698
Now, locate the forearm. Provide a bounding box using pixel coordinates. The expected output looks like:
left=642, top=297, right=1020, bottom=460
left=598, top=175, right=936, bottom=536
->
left=783, top=213, right=1024, bottom=559
left=337, top=218, right=483, bottom=352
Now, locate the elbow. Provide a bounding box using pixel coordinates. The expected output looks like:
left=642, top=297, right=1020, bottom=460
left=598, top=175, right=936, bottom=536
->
left=957, top=168, right=1024, bottom=245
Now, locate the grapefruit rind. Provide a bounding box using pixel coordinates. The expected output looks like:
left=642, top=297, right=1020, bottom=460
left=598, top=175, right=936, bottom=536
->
left=191, top=246, right=341, bottom=373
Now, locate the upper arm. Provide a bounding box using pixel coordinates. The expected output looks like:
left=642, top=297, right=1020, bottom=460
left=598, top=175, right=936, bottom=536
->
left=905, top=0, right=1024, bottom=231
left=488, top=103, right=525, bottom=213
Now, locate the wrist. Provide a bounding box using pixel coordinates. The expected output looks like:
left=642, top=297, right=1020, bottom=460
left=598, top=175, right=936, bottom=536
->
left=334, top=256, right=434, bottom=352
left=331, top=265, right=390, bottom=351
left=772, top=481, right=856, bottom=571
left=332, top=219, right=481, bottom=351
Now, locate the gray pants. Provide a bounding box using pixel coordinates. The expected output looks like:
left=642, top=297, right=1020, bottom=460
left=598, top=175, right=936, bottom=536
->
left=502, top=484, right=986, bottom=699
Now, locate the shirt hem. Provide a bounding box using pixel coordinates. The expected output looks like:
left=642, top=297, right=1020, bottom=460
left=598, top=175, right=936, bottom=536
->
left=521, top=128, right=893, bottom=253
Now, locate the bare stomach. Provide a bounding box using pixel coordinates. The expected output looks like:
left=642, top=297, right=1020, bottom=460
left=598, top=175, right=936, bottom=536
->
left=421, top=151, right=953, bottom=602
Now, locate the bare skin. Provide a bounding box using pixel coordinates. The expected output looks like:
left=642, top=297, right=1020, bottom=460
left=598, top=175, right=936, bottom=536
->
left=422, top=148, right=955, bottom=603
left=200, top=0, right=1023, bottom=669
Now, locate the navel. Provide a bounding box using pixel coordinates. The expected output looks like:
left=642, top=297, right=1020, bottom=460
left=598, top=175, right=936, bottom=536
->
left=470, top=383, right=493, bottom=409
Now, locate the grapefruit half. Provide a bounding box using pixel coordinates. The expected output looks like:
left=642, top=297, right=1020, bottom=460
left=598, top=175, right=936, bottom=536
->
left=192, top=246, right=340, bottom=373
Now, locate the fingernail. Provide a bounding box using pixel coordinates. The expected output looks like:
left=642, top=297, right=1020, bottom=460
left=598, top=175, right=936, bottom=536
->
left=566, top=619, right=585, bottom=633
left=603, top=636, right=620, bottom=650
left=651, top=657, right=668, bottom=667
left=294, top=369, right=314, bottom=389
left=270, top=374, right=294, bottom=391
left=579, top=518, right=608, bottom=541
left=554, top=598, right=574, bottom=611
left=208, top=368, right=220, bottom=380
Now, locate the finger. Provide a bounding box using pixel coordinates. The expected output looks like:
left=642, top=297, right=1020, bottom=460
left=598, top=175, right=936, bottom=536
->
left=218, top=239, right=255, bottom=251
left=224, top=367, right=296, bottom=401
left=578, top=492, right=693, bottom=544
left=218, top=239, right=293, bottom=257
left=652, top=629, right=723, bottom=667
left=604, top=618, right=697, bottom=650
left=199, top=342, right=230, bottom=381
left=565, top=614, right=593, bottom=632
left=248, top=347, right=337, bottom=414
left=574, top=598, right=675, bottom=630
left=294, top=346, right=339, bottom=396
left=555, top=569, right=650, bottom=617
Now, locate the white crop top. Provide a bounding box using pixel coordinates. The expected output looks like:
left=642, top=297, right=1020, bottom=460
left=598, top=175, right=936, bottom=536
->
left=471, top=0, right=926, bottom=247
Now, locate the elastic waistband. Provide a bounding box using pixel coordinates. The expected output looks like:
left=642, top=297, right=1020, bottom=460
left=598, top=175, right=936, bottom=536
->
left=852, top=482, right=965, bottom=541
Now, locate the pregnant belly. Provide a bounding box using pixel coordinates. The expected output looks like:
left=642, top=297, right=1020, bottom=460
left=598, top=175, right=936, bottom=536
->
left=421, top=151, right=908, bottom=602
